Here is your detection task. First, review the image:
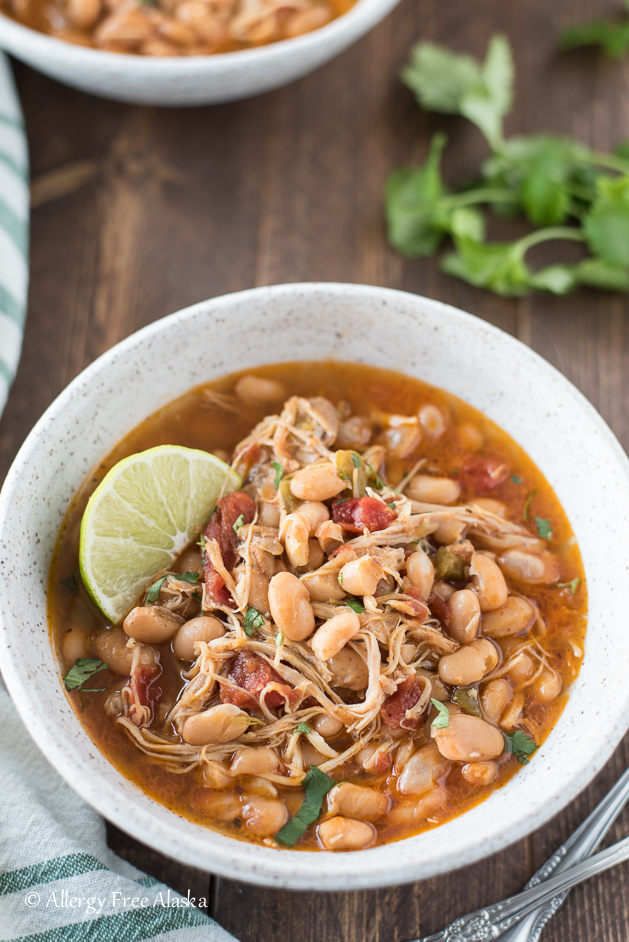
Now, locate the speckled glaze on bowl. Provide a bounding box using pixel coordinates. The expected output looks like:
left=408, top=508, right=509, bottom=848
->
left=1, top=283, right=629, bottom=890
left=0, top=0, right=400, bottom=106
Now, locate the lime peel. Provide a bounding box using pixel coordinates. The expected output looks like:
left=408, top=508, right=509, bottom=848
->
left=79, top=445, right=240, bottom=623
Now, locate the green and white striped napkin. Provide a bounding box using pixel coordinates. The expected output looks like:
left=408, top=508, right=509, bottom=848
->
left=0, top=56, right=236, bottom=942
left=0, top=684, right=236, bottom=941
left=0, top=53, right=28, bottom=419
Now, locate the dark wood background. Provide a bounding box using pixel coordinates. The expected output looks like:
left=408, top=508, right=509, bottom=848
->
left=2, top=0, right=629, bottom=938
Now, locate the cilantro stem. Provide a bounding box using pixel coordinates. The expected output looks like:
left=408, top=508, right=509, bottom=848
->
left=517, top=226, right=586, bottom=252
left=585, top=150, right=629, bottom=175
left=441, top=188, right=520, bottom=210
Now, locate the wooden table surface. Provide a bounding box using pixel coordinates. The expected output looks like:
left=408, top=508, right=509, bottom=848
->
left=2, top=0, right=629, bottom=939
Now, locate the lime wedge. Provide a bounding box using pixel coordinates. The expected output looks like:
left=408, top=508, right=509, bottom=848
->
left=79, top=445, right=241, bottom=623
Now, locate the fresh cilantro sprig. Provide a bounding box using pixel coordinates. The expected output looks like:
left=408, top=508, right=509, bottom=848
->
left=275, top=767, right=335, bottom=847
left=430, top=698, right=450, bottom=729
left=296, top=722, right=312, bottom=734
left=535, top=516, right=553, bottom=540
left=557, top=577, right=581, bottom=595
left=244, top=606, right=264, bottom=637
left=561, top=4, right=629, bottom=59
left=272, top=461, right=283, bottom=490
left=503, top=730, right=538, bottom=765
left=63, top=658, right=109, bottom=692
left=387, top=35, right=629, bottom=297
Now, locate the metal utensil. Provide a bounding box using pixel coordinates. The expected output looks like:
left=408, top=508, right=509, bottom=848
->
left=410, top=765, right=629, bottom=942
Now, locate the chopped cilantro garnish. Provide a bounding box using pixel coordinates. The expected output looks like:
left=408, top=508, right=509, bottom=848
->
left=430, top=698, right=450, bottom=729
left=244, top=606, right=264, bottom=637
left=233, top=514, right=244, bottom=533
left=63, top=658, right=109, bottom=691
left=61, top=569, right=81, bottom=592
left=523, top=488, right=538, bottom=522
left=338, top=572, right=344, bottom=587
left=511, top=474, right=523, bottom=484
left=535, top=516, right=553, bottom=540
left=146, top=574, right=169, bottom=603
left=351, top=452, right=361, bottom=468
left=366, top=462, right=385, bottom=490
left=345, top=597, right=365, bottom=614
left=296, top=722, right=312, bottom=734
left=276, top=630, right=284, bottom=646
left=275, top=767, right=335, bottom=847
left=557, top=577, right=581, bottom=595
left=272, top=461, right=283, bottom=490
left=386, top=501, right=397, bottom=510
left=503, top=730, right=538, bottom=764
left=176, top=571, right=199, bottom=584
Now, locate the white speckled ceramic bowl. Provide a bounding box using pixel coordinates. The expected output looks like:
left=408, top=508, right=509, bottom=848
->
left=0, top=0, right=400, bottom=106
left=1, top=283, right=629, bottom=890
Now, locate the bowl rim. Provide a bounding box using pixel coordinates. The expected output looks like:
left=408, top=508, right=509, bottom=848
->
left=2, top=281, right=629, bottom=890
left=0, top=0, right=399, bottom=70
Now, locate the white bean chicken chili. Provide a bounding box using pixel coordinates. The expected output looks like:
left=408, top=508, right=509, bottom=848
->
left=0, top=0, right=356, bottom=55
left=52, top=361, right=587, bottom=851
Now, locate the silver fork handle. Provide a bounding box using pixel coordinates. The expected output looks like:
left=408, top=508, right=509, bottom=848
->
left=413, top=766, right=629, bottom=942
left=419, top=835, right=629, bottom=941
left=499, top=765, right=629, bottom=942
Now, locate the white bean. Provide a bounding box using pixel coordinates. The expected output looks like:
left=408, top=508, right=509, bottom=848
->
left=446, top=589, right=481, bottom=644
left=406, top=551, right=435, bottom=600
left=234, top=375, right=286, bottom=406
left=339, top=555, right=383, bottom=597
left=230, top=746, right=281, bottom=776
left=92, top=627, right=133, bottom=675
left=438, top=638, right=499, bottom=686
left=312, top=713, right=344, bottom=738
left=290, top=463, right=347, bottom=502
left=406, top=474, right=461, bottom=505
left=482, top=596, right=535, bottom=638
left=461, top=760, right=498, bottom=785
left=318, top=816, right=376, bottom=850
left=301, top=570, right=346, bottom=603
left=268, top=572, right=315, bottom=641
left=311, top=610, right=361, bottom=661
left=418, top=404, right=446, bottom=438
left=470, top=553, right=508, bottom=612
left=283, top=512, right=310, bottom=568
left=398, top=743, right=448, bottom=797
left=328, top=646, right=368, bottom=690
left=498, top=549, right=560, bottom=585
left=62, top=626, right=90, bottom=665
left=432, top=713, right=504, bottom=762
left=123, top=605, right=182, bottom=644
left=241, top=797, right=288, bottom=837
left=173, top=615, right=225, bottom=660
left=182, top=704, right=251, bottom=745
left=327, top=784, right=388, bottom=821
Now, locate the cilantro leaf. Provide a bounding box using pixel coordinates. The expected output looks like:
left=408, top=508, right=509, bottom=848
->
left=562, top=17, right=629, bottom=59
left=510, top=474, right=523, bottom=484
left=401, top=44, right=481, bottom=114
left=527, top=265, right=578, bottom=296
left=272, top=461, right=283, bottom=490
left=61, top=568, right=81, bottom=593
left=366, top=462, right=385, bottom=490
left=233, top=514, right=244, bottom=533
left=276, top=630, right=284, bottom=646
left=535, top=516, right=553, bottom=540
left=503, top=730, right=538, bottom=764
left=385, top=133, right=450, bottom=257
left=244, top=606, right=264, bottom=637
left=63, top=658, right=109, bottom=691
left=146, top=574, right=168, bottom=603
left=351, top=452, right=361, bottom=469
left=176, top=571, right=199, bottom=584
left=576, top=257, right=629, bottom=292
left=557, top=577, right=581, bottom=595
left=296, top=722, right=312, bottom=734
left=275, top=767, right=335, bottom=847
left=345, top=597, right=365, bottom=614
left=583, top=176, right=629, bottom=267
left=430, top=698, right=450, bottom=729
left=442, top=236, right=531, bottom=297
left=459, top=35, right=514, bottom=149
left=523, top=488, right=538, bottom=522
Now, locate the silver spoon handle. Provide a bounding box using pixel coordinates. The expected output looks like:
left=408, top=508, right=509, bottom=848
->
left=498, top=765, right=629, bottom=942
left=419, top=833, right=629, bottom=942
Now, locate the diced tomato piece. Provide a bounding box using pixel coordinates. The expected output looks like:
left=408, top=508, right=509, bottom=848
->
left=461, top=456, right=509, bottom=493
left=220, top=650, right=290, bottom=710
left=427, top=591, right=451, bottom=625
left=132, top=663, right=162, bottom=708
left=203, top=491, right=256, bottom=607
left=380, top=676, right=423, bottom=730
left=332, top=497, right=397, bottom=533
